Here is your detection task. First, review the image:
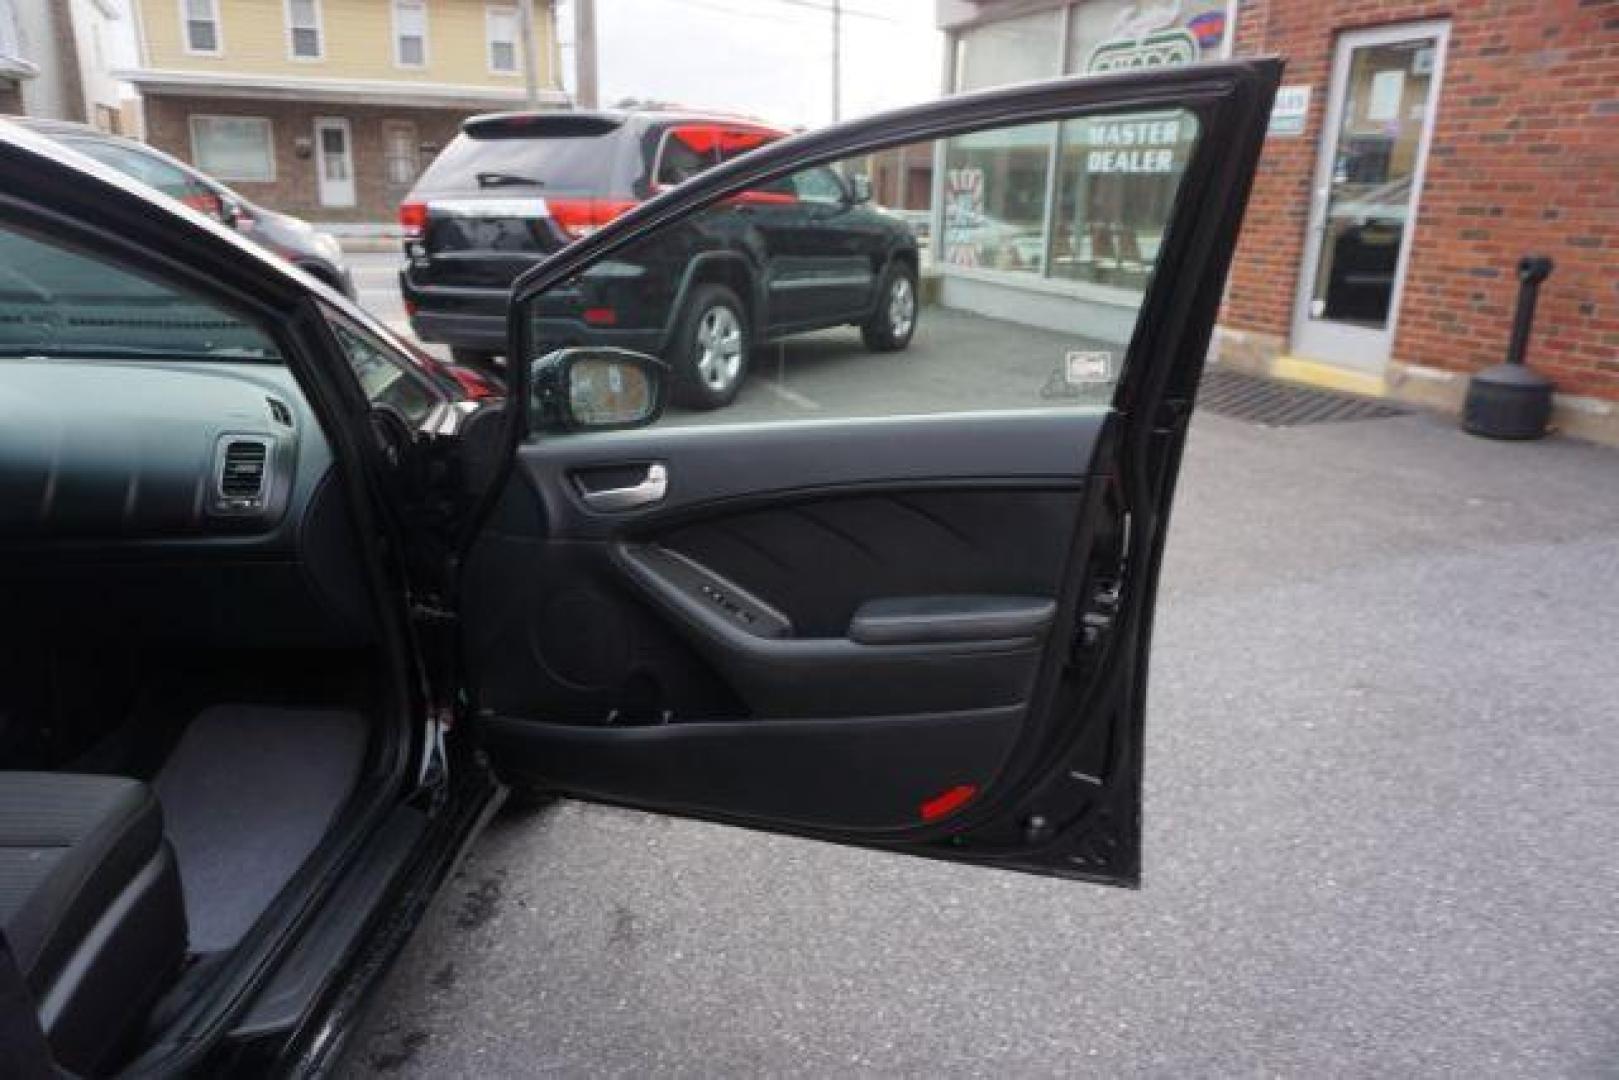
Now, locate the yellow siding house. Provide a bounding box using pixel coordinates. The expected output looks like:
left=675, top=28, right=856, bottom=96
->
left=121, top=0, right=565, bottom=222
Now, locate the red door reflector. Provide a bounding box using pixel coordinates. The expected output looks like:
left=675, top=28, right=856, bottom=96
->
left=920, top=784, right=977, bottom=822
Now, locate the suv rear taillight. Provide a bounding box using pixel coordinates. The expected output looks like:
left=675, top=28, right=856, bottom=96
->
left=398, top=201, right=427, bottom=238
left=549, top=198, right=639, bottom=240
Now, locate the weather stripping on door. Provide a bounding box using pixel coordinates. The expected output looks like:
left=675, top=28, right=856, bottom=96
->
left=577, top=462, right=668, bottom=511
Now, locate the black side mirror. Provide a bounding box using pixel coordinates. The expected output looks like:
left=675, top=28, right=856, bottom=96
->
left=847, top=174, right=872, bottom=205
left=529, top=347, right=667, bottom=432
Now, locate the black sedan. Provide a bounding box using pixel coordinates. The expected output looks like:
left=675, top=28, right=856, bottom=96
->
left=0, top=59, right=1278, bottom=1076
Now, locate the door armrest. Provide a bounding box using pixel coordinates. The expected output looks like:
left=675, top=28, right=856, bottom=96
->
left=847, top=595, right=1055, bottom=646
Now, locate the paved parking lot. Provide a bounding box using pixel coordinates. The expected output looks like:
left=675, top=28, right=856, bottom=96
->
left=343, top=252, right=1619, bottom=1077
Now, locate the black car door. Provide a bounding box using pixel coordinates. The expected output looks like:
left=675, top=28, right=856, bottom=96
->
left=461, top=63, right=1279, bottom=886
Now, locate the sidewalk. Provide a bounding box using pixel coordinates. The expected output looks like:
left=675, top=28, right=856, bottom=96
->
left=335, top=232, right=401, bottom=254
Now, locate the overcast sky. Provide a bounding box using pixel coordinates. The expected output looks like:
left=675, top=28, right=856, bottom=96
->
left=557, top=0, right=944, bottom=129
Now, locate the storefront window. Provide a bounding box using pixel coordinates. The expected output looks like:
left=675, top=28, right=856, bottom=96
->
left=1049, top=110, right=1200, bottom=290
left=940, top=0, right=1230, bottom=292
left=954, top=9, right=1063, bottom=92
left=941, top=124, right=1054, bottom=273
left=943, top=11, right=1064, bottom=273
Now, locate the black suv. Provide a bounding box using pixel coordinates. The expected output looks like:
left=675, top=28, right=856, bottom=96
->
left=398, top=111, right=920, bottom=407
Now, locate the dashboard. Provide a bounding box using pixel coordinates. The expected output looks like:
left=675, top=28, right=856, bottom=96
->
left=0, top=359, right=375, bottom=647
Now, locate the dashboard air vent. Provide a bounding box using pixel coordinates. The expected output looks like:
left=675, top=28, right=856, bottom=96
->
left=220, top=440, right=269, bottom=501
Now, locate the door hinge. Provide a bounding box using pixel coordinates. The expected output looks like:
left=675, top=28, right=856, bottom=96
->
left=408, top=594, right=461, bottom=728
left=417, top=713, right=450, bottom=793
left=1074, top=580, right=1121, bottom=657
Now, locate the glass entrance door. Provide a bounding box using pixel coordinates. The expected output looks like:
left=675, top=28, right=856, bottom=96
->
left=1292, top=23, right=1448, bottom=372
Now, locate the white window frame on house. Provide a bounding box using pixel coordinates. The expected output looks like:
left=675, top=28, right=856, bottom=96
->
left=393, top=0, right=429, bottom=69
left=1, top=0, right=25, bottom=64
left=189, top=115, right=275, bottom=183
left=284, top=0, right=324, bottom=62
left=179, top=0, right=223, bottom=57
left=486, top=4, right=519, bottom=75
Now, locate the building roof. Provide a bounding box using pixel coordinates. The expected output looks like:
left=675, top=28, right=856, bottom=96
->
left=113, top=68, right=571, bottom=110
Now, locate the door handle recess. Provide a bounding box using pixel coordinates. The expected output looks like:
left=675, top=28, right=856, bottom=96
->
left=579, top=462, right=667, bottom=511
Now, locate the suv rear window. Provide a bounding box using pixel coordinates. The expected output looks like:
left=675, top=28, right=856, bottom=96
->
left=414, top=130, right=618, bottom=194
left=654, top=124, right=783, bottom=187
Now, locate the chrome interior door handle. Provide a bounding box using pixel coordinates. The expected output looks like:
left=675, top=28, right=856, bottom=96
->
left=579, top=462, right=668, bottom=511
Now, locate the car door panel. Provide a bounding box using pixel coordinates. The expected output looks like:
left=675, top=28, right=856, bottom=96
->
left=464, top=409, right=1106, bottom=835
left=503, top=408, right=1098, bottom=539
left=481, top=705, right=1022, bottom=832
left=469, top=62, right=1282, bottom=885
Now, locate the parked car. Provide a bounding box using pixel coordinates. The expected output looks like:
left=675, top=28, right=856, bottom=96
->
left=0, top=60, right=1278, bottom=1077
left=12, top=118, right=356, bottom=298
left=399, top=109, right=920, bottom=408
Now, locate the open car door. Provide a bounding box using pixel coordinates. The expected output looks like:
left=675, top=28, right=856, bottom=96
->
left=461, top=62, right=1280, bottom=886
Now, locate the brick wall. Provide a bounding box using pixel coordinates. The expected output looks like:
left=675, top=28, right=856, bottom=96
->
left=1225, top=0, right=1618, bottom=401
left=143, top=96, right=468, bottom=222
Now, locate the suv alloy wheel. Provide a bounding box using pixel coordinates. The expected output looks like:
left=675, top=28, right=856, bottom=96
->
left=674, top=283, right=749, bottom=409
left=861, top=261, right=919, bottom=352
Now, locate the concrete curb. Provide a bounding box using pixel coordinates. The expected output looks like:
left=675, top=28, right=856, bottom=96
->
left=340, top=237, right=403, bottom=254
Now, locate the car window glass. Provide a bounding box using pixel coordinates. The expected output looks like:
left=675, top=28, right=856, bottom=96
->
left=517, top=107, right=1201, bottom=431
left=0, top=219, right=279, bottom=362
left=657, top=126, right=781, bottom=189
left=67, top=138, right=224, bottom=219
left=328, top=318, right=438, bottom=427
left=67, top=139, right=212, bottom=205
left=414, top=130, right=615, bottom=192
left=712, top=127, right=779, bottom=166
left=654, top=131, right=713, bottom=187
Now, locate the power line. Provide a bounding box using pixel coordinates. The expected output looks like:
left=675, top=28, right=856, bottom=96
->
left=661, top=0, right=829, bottom=25
left=664, top=0, right=923, bottom=25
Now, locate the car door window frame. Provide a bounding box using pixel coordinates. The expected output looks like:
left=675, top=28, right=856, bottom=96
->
left=505, top=65, right=1276, bottom=441
left=321, top=308, right=448, bottom=431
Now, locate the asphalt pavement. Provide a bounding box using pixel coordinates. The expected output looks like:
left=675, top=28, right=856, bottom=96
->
left=342, top=252, right=1619, bottom=1077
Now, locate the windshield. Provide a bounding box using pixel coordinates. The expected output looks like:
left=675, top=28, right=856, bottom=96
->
left=0, top=224, right=280, bottom=361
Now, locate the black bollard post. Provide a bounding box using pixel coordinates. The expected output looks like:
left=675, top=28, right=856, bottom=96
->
left=1463, top=255, right=1555, bottom=440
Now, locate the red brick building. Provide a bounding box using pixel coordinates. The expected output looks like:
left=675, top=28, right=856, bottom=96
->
left=937, top=0, right=1619, bottom=442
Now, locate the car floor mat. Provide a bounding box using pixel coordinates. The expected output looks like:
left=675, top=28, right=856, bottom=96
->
left=154, top=704, right=368, bottom=951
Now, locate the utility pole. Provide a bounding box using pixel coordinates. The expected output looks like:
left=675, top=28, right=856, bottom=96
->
left=518, top=0, right=540, bottom=109
left=575, top=0, right=599, bottom=110
left=830, top=0, right=841, bottom=122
